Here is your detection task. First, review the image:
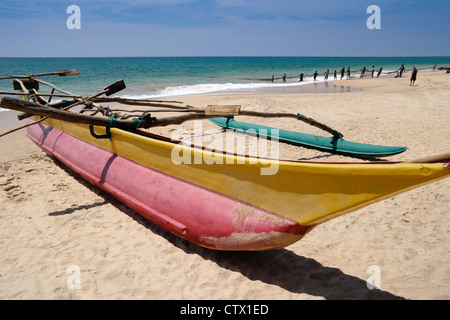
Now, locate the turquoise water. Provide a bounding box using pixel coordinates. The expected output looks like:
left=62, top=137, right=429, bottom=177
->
left=1, top=56, right=449, bottom=103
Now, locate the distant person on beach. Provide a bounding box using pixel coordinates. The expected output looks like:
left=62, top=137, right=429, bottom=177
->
left=371, top=66, right=375, bottom=78
left=271, top=75, right=274, bottom=82
left=346, top=67, right=351, bottom=80
left=433, top=64, right=437, bottom=71
left=377, top=67, right=383, bottom=78
left=324, top=69, right=329, bottom=80
left=410, top=67, right=418, bottom=86
left=340, top=67, right=345, bottom=80
left=313, top=71, right=318, bottom=81
left=360, top=66, right=366, bottom=78
left=299, top=73, right=304, bottom=82
left=399, top=64, right=405, bottom=77
left=334, top=70, right=337, bottom=80
left=282, top=74, right=286, bottom=82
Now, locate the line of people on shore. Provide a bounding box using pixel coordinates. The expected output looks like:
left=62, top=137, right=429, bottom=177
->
left=272, top=64, right=426, bottom=84
left=272, top=66, right=384, bottom=83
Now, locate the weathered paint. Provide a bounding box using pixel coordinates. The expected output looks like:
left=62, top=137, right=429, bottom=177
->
left=27, top=120, right=310, bottom=250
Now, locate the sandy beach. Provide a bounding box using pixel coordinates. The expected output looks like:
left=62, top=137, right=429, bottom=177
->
left=0, top=71, right=449, bottom=300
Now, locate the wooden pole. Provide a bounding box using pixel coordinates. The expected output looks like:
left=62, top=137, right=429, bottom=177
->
left=0, top=96, right=344, bottom=138
left=34, top=78, right=76, bottom=96
left=48, top=88, right=55, bottom=103
left=92, top=97, right=187, bottom=109
left=239, top=110, right=343, bottom=137
left=0, top=117, right=47, bottom=138
left=0, top=91, right=82, bottom=99
left=0, top=96, right=149, bottom=131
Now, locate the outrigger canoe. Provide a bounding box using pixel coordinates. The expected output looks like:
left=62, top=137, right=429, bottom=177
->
left=209, top=117, right=407, bottom=157
left=0, top=72, right=448, bottom=251
left=19, top=110, right=449, bottom=251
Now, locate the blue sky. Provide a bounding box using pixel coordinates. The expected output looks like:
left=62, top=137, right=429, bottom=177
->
left=0, top=0, right=449, bottom=57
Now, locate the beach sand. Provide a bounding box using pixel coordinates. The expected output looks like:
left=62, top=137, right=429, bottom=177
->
left=0, top=71, right=449, bottom=300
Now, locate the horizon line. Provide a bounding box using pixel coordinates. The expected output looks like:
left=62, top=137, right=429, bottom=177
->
left=1, top=55, right=450, bottom=59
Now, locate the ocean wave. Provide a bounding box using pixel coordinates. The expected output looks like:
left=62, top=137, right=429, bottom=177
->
left=1, top=80, right=317, bottom=110
left=121, top=78, right=320, bottom=99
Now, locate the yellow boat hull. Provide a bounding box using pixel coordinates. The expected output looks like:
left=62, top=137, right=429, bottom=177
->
left=42, top=118, right=449, bottom=229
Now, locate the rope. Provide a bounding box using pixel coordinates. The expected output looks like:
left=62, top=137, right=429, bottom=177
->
left=105, top=115, right=118, bottom=140
left=131, top=113, right=153, bottom=131
left=225, top=115, right=234, bottom=128
left=132, top=117, right=142, bottom=132
left=270, top=65, right=440, bottom=81
left=298, top=113, right=343, bottom=138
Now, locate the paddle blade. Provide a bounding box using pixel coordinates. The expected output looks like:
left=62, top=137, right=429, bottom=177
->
left=57, top=69, right=80, bottom=76
left=104, top=80, right=126, bottom=96
left=12, top=79, right=39, bottom=91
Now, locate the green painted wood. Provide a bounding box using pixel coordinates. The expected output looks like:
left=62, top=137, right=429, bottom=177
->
left=209, top=118, right=407, bottom=157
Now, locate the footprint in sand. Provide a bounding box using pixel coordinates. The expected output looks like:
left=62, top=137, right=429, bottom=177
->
left=0, top=176, right=27, bottom=201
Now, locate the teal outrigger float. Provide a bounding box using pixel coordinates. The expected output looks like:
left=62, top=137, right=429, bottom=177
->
left=209, top=117, right=407, bottom=157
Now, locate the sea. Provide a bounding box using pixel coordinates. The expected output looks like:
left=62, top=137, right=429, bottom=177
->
left=1, top=56, right=449, bottom=111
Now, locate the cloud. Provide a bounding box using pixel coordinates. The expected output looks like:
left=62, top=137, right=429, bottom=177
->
left=0, top=1, right=368, bottom=26
left=215, top=0, right=365, bottom=21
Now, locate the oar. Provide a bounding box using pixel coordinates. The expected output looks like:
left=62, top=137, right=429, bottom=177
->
left=28, top=69, right=80, bottom=77
left=0, top=81, right=127, bottom=137
left=12, top=78, right=31, bottom=93
left=91, top=97, right=187, bottom=109
left=0, top=69, right=80, bottom=80
left=16, top=79, right=126, bottom=120
left=0, top=96, right=151, bottom=132
left=18, top=79, right=185, bottom=121
left=0, top=91, right=85, bottom=100
left=73, top=79, right=126, bottom=113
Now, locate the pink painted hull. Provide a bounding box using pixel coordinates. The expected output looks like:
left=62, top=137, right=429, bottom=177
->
left=27, top=121, right=313, bottom=250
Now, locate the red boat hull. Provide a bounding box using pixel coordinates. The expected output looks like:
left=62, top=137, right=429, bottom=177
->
left=26, top=121, right=313, bottom=250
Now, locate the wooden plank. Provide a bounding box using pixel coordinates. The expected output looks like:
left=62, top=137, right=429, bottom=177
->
left=204, top=105, right=241, bottom=115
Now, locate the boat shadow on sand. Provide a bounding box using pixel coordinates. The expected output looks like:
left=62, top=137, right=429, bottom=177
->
left=52, top=157, right=404, bottom=300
